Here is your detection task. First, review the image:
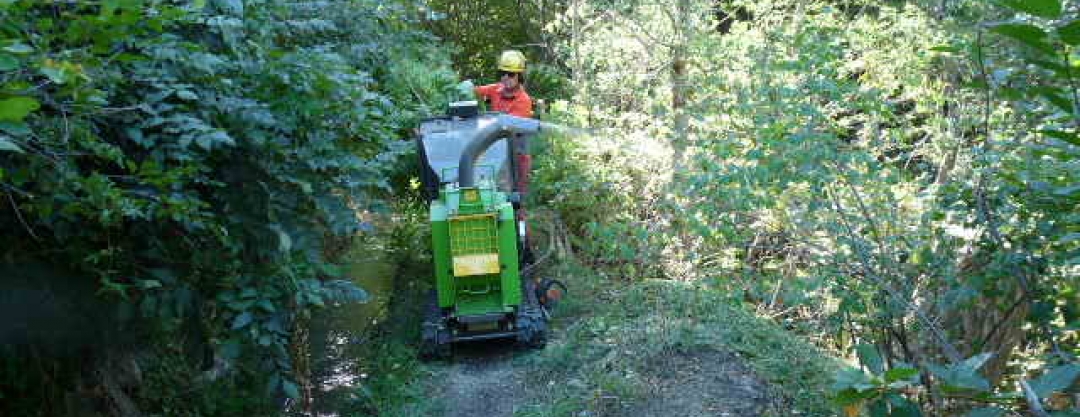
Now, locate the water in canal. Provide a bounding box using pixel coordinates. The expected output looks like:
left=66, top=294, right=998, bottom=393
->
left=307, top=240, right=399, bottom=415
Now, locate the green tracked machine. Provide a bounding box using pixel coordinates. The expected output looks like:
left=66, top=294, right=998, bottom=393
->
left=416, top=102, right=554, bottom=358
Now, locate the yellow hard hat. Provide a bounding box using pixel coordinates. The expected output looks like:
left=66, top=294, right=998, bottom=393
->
left=497, top=50, right=526, bottom=73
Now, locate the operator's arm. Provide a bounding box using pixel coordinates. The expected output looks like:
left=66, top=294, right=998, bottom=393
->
left=521, top=98, right=534, bottom=118
left=474, top=84, right=496, bottom=101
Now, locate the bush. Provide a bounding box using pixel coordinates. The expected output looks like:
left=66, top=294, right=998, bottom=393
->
left=0, top=0, right=457, bottom=414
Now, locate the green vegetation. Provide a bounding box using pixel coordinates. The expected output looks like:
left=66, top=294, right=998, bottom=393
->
left=0, top=0, right=455, bottom=414
left=516, top=263, right=841, bottom=416
left=3, top=0, right=1079, bottom=416
left=526, top=0, right=1080, bottom=415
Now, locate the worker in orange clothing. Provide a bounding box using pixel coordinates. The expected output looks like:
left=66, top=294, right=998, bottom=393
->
left=474, top=50, right=534, bottom=118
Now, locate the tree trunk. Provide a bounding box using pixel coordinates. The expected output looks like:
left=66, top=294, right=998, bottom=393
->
left=671, top=0, right=691, bottom=172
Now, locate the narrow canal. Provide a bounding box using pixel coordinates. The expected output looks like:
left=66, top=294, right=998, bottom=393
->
left=307, top=239, right=400, bottom=415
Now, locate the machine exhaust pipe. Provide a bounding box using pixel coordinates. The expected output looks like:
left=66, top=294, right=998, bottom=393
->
left=457, top=114, right=540, bottom=188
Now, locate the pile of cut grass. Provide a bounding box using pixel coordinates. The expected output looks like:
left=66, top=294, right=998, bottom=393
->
left=517, top=263, right=842, bottom=417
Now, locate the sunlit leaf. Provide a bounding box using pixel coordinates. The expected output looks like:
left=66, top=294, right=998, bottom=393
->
left=231, top=312, right=253, bottom=329
left=856, top=344, right=884, bottom=374
left=1031, top=364, right=1080, bottom=398
left=1055, top=185, right=1080, bottom=197
left=0, top=135, right=23, bottom=153
left=928, top=355, right=993, bottom=393
left=0, top=97, right=40, bottom=121
left=269, top=224, right=292, bottom=252
left=2, top=43, right=33, bottom=54
left=0, top=122, right=28, bottom=137
left=963, top=352, right=995, bottom=371
left=40, top=67, right=70, bottom=84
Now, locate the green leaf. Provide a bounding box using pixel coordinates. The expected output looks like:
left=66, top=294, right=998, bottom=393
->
left=0, top=122, right=30, bottom=136
left=962, top=352, right=995, bottom=371
left=2, top=43, right=33, bottom=55
left=40, top=67, right=70, bottom=84
left=231, top=312, right=254, bottom=329
left=884, top=367, right=920, bottom=383
left=989, top=23, right=1054, bottom=54
left=214, top=0, right=244, bottom=16
left=928, top=355, right=993, bottom=392
left=220, top=338, right=242, bottom=360
left=886, top=393, right=923, bottom=417
left=1031, top=59, right=1069, bottom=77
left=101, top=0, right=118, bottom=16
left=148, top=268, right=177, bottom=284
left=929, top=45, right=962, bottom=53
left=0, top=135, right=23, bottom=153
left=1058, top=20, right=1080, bottom=45
left=965, top=407, right=1007, bottom=417
left=1033, top=86, right=1074, bottom=113
left=1030, top=363, right=1080, bottom=398
left=257, top=299, right=276, bottom=312
left=833, top=387, right=878, bottom=406
left=856, top=343, right=885, bottom=374
left=282, top=380, right=300, bottom=399
left=100, top=0, right=141, bottom=15
left=996, top=0, right=1062, bottom=19
left=269, top=225, right=292, bottom=252
left=832, top=367, right=875, bottom=393
left=1041, top=130, right=1080, bottom=146
left=0, top=97, right=40, bottom=121
left=1054, top=185, right=1080, bottom=197
left=868, top=398, right=888, bottom=417
left=0, top=54, right=17, bottom=71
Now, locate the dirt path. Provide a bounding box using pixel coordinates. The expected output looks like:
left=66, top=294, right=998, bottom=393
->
left=422, top=341, right=776, bottom=417
left=427, top=341, right=530, bottom=417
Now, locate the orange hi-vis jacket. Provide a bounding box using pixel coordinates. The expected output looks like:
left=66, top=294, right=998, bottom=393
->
left=475, top=83, right=533, bottom=118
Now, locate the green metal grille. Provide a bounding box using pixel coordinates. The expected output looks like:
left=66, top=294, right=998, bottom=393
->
left=449, top=214, right=499, bottom=256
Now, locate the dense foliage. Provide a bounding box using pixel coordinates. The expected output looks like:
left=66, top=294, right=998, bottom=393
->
left=0, top=0, right=457, bottom=414
left=528, top=0, right=1079, bottom=415
left=4, top=0, right=1079, bottom=415
left=422, top=0, right=571, bottom=102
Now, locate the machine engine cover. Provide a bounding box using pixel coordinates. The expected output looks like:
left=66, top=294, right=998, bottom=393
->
left=418, top=114, right=513, bottom=190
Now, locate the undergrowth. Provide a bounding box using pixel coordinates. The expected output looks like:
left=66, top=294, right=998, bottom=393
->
left=516, top=261, right=843, bottom=417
